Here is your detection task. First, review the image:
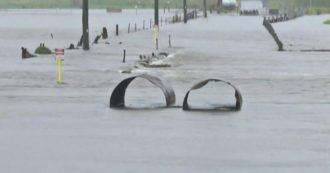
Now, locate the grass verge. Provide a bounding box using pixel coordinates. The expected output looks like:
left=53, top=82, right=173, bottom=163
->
left=324, top=20, right=330, bottom=25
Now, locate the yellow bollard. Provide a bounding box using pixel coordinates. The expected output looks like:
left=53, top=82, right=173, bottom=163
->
left=56, top=58, right=64, bottom=84
left=55, top=48, right=65, bottom=84
left=153, top=25, right=159, bottom=43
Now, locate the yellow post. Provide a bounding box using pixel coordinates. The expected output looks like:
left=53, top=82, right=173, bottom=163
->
left=153, top=25, right=159, bottom=43
left=56, top=58, right=64, bottom=84
left=55, top=49, right=64, bottom=84
left=153, top=26, right=159, bottom=50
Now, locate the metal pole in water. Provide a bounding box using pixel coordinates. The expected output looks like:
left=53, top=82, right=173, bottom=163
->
left=169, top=35, right=171, bottom=48
left=82, top=0, right=89, bottom=50
left=128, top=23, right=130, bottom=34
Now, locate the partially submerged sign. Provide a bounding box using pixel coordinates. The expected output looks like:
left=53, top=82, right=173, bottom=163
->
left=55, top=48, right=65, bottom=56
left=110, top=74, right=176, bottom=108
left=183, top=79, right=243, bottom=111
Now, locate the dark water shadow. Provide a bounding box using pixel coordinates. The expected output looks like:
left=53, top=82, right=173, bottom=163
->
left=111, top=107, right=170, bottom=111
left=182, top=105, right=240, bottom=113
left=300, top=49, right=330, bottom=52
left=285, top=49, right=330, bottom=52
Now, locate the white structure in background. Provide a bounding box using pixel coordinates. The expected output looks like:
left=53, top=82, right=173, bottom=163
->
left=223, top=0, right=238, bottom=7
left=240, top=0, right=267, bottom=15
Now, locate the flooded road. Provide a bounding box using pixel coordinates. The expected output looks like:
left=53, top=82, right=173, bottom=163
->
left=0, top=9, right=330, bottom=172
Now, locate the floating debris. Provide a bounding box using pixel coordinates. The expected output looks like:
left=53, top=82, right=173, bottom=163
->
left=21, top=47, right=36, bottom=59
left=119, top=69, right=132, bottom=74
left=138, top=52, right=171, bottom=68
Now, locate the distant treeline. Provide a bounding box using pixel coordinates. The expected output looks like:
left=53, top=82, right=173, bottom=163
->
left=272, top=0, right=330, bottom=14
left=1, top=0, right=330, bottom=12
left=268, top=0, right=330, bottom=8
left=291, top=0, right=330, bottom=6
left=0, top=0, right=218, bottom=9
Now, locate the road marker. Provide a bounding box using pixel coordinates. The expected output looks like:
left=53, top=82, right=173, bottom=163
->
left=55, top=48, right=64, bottom=84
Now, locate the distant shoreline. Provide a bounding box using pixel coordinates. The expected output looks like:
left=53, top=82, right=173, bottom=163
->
left=0, top=0, right=185, bottom=10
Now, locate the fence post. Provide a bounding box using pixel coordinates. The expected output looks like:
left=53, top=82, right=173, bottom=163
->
left=143, top=20, right=145, bottom=30
left=183, top=0, right=187, bottom=23
left=116, top=24, right=119, bottom=36
left=123, top=49, right=126, bottom=63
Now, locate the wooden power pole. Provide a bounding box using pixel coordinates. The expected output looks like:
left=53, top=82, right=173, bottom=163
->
left=203, top=0, right=207, bottom=18
left=155, top=0, right=159, bottom=26
left=82, top=0, right=90, bottom=50
left=217, top=0, right=222, bottom=14
left=183, top=0, right=187, bottom=23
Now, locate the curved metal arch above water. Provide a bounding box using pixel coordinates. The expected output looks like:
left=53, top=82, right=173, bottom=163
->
left=110, top=74, right=176, bottom=108
left=183, top=79, right=243, bottom=111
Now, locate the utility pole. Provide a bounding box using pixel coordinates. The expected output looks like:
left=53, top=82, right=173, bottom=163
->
left=183, top=0, right=187, bottom=23
left=203, top=0, right=207, bottom=18
left=155, top=0, right=159, bottom=26
left=82, top=0, right=89, bottom=50
left=217, top=0, right=222, bottom=14
left=237, top=0, right=241, bottom=13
